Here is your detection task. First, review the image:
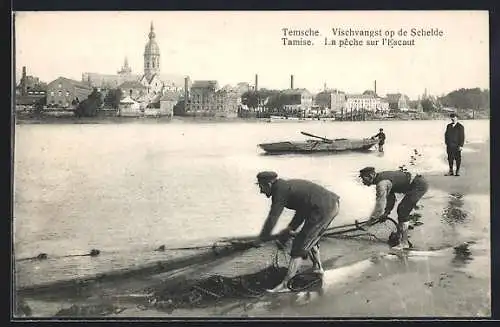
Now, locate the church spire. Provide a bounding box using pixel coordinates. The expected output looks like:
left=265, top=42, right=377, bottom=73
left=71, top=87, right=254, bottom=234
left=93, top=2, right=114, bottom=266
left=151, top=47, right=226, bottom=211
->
left=149, top=21, right=156, bottom=39
left=118, top=56, right=132, bottom=75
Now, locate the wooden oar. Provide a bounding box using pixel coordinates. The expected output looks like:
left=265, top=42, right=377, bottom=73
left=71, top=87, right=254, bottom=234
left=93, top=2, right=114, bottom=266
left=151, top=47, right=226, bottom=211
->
left=300, top=131, right=333, bottom=143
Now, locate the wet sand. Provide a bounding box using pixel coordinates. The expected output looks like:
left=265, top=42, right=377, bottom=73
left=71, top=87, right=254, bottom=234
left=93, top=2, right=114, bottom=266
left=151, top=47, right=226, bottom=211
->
left=261, top=140, right=491, bottom=318
left=15, top=140, right=490, bottom=318
left=424, top=140, right=490, bottom=195
left=268, top=140, right=491, bottom=318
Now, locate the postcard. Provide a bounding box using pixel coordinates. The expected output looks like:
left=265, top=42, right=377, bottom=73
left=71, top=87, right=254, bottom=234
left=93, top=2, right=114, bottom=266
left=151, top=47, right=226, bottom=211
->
left=13, top=10, right=490, bottom=318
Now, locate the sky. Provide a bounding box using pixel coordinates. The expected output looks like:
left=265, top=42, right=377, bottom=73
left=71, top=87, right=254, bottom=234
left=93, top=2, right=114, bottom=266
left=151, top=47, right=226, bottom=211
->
left=14, top=11, right=489, bottom=99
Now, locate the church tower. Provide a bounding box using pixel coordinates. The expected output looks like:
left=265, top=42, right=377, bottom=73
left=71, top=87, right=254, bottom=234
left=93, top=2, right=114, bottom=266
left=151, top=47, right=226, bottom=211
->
left=118, top=57, right=132, bottom=76
left=144, top=22, right=160, bottom=80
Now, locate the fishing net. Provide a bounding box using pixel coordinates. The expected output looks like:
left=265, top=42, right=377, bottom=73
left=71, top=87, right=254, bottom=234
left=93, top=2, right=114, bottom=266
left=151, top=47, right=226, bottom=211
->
left=144, top=255, right=288, bottom=312
left=323, top=218, right=399, bottom=244
left=143, top=251, right=327, bottom=312
left=141, top=219, right=398, bottom=312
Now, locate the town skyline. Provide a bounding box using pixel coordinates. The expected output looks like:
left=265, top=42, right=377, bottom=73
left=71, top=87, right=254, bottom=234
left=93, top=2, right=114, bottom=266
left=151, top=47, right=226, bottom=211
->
left=14, top=11, right=489, bottom=99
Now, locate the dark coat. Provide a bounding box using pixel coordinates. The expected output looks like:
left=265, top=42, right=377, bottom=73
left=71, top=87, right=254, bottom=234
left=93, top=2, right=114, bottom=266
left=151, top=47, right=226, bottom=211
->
left=259, top=179, right=339, bottom=239
left=445, top=122, right=465, bottom=148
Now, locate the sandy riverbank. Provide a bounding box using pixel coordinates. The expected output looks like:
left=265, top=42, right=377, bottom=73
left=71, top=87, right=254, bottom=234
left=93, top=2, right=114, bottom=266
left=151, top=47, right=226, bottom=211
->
left=257, top=140, right=491, bottom=318
left=15, top=139, right=490, bottom=318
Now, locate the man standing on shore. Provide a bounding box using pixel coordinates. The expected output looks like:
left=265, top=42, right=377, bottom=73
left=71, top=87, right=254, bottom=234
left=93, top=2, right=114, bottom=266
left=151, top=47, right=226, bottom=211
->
left=371, top=128, right=386, bottom=152
left=445, top=113, right=465, bottom=176
left=255, top=171, right=340, bottom=292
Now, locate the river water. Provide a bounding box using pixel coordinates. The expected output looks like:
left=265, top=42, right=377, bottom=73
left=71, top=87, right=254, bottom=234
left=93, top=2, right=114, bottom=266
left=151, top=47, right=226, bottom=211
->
left=13, top=119, right=490, bottom=287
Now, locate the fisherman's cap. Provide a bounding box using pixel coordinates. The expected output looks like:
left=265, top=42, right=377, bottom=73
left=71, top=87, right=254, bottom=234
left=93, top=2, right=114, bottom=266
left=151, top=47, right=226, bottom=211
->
left=256, top=171, right=278, bottom=183
left=359, top=167, right=376, bottom=176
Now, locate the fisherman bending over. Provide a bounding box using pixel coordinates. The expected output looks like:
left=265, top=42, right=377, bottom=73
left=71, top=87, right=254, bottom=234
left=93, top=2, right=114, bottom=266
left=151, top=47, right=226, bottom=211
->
left=255, top=171, right=340, bottom=293
left=359, top=167, right=428, bottom=249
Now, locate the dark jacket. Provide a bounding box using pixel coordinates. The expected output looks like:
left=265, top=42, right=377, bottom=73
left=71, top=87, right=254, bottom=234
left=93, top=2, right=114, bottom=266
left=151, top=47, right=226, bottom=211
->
left=369, top=170, right=412, bottom=219
left=445, top=122, right=465, bottom=148
left=373, top=132, right=386, bottom=144
left=372, top=171, right=412, bottom=194
left=259, top=179, right=339, bottom=239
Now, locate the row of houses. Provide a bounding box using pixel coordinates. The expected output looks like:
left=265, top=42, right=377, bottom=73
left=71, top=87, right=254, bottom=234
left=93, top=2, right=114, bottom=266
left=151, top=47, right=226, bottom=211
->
left=232, top=76, right=412, bottom=117
left=15, top=67, right=413, bottom=118
left=184, top=80, right=249, bottom=118
left=44, top=76, right=180, bottom=117
left=182, top=78, right=411, bottom=118
left=246, top=88, right=410, bottom=116
left=15, top=74, right=413, bottom=118
left=14, top=70, right=177, bottom=117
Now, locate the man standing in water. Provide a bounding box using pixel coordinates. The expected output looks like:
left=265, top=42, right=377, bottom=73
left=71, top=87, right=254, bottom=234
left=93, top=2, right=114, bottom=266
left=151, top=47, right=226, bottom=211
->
left=359, top=167, right=428, bottom=249
left=445, top=113, right=465, bottom=176
left=255, top=171, right=340, bottom=293
left=371, top=128, right=386, bottom=152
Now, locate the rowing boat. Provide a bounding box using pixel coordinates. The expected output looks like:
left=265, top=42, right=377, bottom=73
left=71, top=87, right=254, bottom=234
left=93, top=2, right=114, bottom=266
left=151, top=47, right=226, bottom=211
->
left=258, top=131, right=378, bottom=154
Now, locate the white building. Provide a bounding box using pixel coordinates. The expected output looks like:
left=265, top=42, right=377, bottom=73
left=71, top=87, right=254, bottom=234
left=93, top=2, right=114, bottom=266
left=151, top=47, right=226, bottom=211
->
left=118, top=96, right=142, bottom=117
left=345, top=94, right=378, bottom=112
left=157, top=92, right=178, bottom=118
left=378, top=98, right=390, bottom=112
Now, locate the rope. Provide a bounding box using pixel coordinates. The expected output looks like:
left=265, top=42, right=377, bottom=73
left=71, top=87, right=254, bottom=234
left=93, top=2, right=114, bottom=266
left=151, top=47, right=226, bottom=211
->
left=16, top=215, right=399, bottom=263
left=15, top=239, right=256, bottom=263
left=17, top=249, right=102, bottom=262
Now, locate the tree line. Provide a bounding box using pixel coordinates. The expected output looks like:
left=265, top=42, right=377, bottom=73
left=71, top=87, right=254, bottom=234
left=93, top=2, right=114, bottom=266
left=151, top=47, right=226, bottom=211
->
left=74, top=88, right=123, bottom=117
left=437, top=88, right=489, bottom=111
left=241, top=89, right=283, bottom=110
left=409, top=88, right=489, bottom=113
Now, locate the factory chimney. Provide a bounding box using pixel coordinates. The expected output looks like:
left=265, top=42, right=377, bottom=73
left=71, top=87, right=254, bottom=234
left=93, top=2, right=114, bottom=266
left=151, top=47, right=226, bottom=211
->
left=290, top=75, right=294, bottom=89
left=21, top=66, right=27, bottom=95
left=184, top=76, right=190, bottom=112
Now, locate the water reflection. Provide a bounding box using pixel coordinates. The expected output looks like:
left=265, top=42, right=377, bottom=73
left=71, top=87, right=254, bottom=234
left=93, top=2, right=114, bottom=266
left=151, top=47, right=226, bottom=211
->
left=451, top=242, right=474, bottom=268
left=441, top=193, right=469, bottom=225
left=408, top=212, right=423, bottom=230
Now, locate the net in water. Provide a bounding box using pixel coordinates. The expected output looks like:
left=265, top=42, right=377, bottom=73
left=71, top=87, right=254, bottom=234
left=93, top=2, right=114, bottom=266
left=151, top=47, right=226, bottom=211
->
left=140, top=219, right=401, bottom=312
left=146, top=264, right=288, bottom=311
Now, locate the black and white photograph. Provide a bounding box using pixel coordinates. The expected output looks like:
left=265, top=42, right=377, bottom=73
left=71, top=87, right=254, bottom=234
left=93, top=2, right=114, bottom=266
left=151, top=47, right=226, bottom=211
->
left=12, top=11, right=490, bottom=318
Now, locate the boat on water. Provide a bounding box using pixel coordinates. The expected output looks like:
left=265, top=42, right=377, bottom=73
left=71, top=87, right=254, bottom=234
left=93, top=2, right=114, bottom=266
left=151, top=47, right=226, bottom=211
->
left=258, top=131, right=378, bottom=154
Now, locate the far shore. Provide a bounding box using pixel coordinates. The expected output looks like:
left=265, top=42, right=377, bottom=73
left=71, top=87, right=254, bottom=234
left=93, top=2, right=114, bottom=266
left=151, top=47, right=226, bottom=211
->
left=14, top=112, right=489, bottom=125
